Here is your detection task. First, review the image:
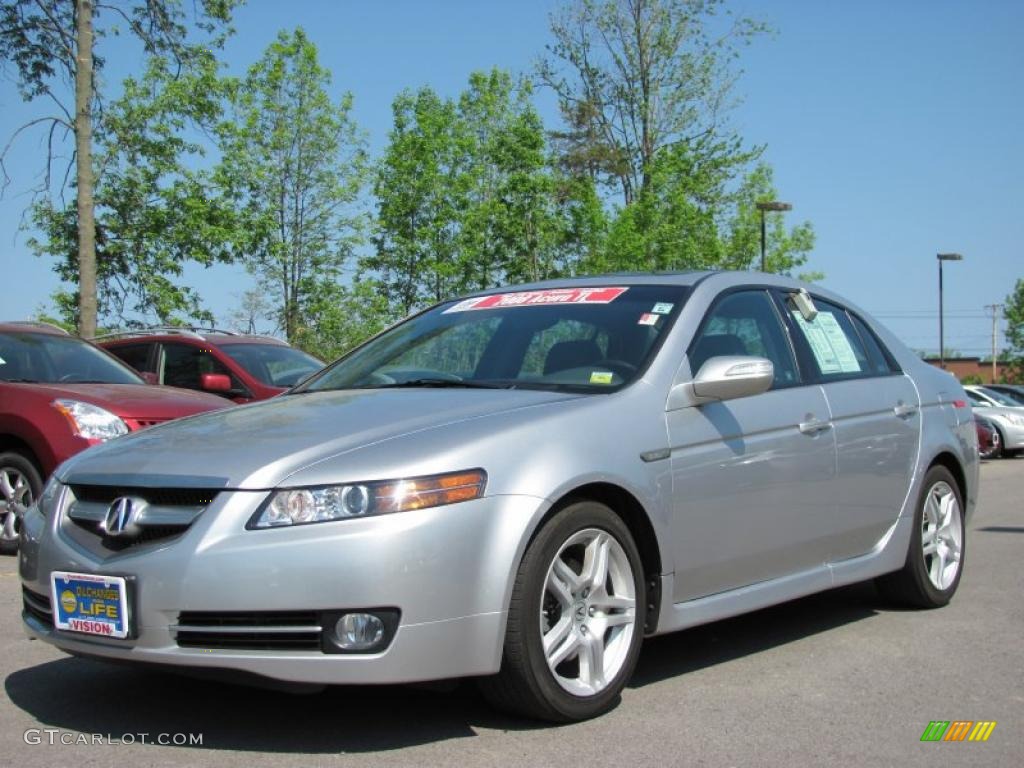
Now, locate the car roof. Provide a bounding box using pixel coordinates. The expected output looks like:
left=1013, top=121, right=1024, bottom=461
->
left=98, top=329, right=290, bottom=347
left=0, top=321, right=72, bottom=336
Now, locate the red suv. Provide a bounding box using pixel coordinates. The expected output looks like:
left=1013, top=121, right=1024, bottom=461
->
left=99, top=328, right=323, bottom=403
left=0, top=322, right=229, bottom=553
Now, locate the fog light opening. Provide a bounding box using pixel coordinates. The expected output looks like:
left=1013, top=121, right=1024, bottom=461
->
left=335, top=613, right=385, bottom=651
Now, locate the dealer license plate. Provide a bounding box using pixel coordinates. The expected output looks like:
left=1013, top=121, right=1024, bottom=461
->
left=50, top=571, right=130, bottom=639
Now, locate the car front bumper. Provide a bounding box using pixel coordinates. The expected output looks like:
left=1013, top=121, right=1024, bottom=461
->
left=996, top=420, right=1024, bottom=450
left=19, top=488, right=543, bottom=685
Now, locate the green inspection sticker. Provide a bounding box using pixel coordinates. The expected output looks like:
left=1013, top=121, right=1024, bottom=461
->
left=590, top=371, right=614, bottom=384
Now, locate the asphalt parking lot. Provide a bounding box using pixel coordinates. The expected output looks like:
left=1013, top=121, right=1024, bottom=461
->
left=1, top=459, right=1021, bottom=768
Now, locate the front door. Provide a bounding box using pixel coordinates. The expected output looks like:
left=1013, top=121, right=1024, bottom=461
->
left=667, top=289, right=838, bottom=602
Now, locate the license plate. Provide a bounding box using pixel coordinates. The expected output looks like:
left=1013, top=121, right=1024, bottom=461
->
left=50, top=571, right=130, bottom=639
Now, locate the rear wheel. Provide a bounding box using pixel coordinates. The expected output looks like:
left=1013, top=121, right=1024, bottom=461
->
left=876, top=465, right=964, bottom=608
left=0, top=452, right=42, bottom=555
left=479, top=500, right=646, bottom=722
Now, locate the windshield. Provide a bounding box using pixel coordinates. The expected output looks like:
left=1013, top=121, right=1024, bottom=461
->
left=976, top=387, right=1022, bottom=407
left=299, top=285, right=689, bottom=394
left=220, top=343, right=323, bottom=387
left=991, top=387, right=1024, bottom=405
left=0, top=332, right=143, bottom=385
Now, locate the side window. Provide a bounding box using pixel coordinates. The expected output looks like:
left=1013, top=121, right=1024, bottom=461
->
left=689, top=290, right=799, bottom=388
left=965, top=390, right=986, bottom=407
left=849, top=314, right=898, bottom=375
left=161, top=343, right=240, bottom=394
left=788, top=298, right=872, bottom=380
left=108, top=343, right=153, bottom=373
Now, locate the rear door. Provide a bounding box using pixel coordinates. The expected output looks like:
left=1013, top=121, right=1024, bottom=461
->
left=780, top=293, right=920, bottom=562
left=667, top=288, right=838, bottom=602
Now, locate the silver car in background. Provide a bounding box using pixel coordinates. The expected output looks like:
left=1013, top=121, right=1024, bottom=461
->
left=964, top=385, right=1024, bottom=457
left=19, top=272, right=978, bottom=722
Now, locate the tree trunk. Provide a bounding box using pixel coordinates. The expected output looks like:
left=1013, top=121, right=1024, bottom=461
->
left=74, top=0, right=97, bottom=338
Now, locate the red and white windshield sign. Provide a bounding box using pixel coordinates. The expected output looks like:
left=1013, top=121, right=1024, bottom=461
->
left=444, top=287, right=628, bottom=313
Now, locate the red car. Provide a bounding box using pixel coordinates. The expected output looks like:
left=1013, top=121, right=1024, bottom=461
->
left=98, top=327, right=323, bottom=403
left=975, top=415, right=1001, bottom=460
left=0, top=322, right=229, bottom=553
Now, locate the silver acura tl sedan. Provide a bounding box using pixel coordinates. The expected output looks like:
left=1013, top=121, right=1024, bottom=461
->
left=19, top=272, right=978, bottom=722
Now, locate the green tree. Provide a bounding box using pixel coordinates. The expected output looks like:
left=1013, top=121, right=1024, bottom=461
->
left=28, top=52, right=239, bottom=327
left=219, top=27, right=368, bottom=343
left=1004, top=279, right=1024, bottom=381
left=368, top=87, right=464, bottom=314
left=369, top=70, right=604, bottom=317
left=0, top=0, right=237, bottom=337
left=291, top=279, right=393, bottom=362
left=538, top=0, right=767, bottom=205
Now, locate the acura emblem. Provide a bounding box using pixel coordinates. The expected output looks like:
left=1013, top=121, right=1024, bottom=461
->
left=103, top=496, right=144, bottom=537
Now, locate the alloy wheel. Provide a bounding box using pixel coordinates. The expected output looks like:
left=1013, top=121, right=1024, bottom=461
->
left=539, top=528, right=637, bottom=696
left=0, top=466, right=33, bottom=544
left=921, top=480, right=962, bottom=591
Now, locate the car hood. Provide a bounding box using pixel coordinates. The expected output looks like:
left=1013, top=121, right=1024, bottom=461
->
left=58, top=387, right=582, bottom=490
left=25, top=382, right=229, bottom=418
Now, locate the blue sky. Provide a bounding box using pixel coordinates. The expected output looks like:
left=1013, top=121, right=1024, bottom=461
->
left=2, top=0, right=1021, bottom=357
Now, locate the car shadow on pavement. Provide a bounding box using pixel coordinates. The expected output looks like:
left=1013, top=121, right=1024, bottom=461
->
left=976, top=525, right=1024, bottom=533
left=5, top=583, right=881, bottom=752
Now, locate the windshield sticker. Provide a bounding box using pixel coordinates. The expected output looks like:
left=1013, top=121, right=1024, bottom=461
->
left=0, top=357, right=5, bottom=365
left=651, top=302, right=674, bottom=314
left=443, top=287, right=628, bottom=313
left=792, top=312, right=862, bottom=374
left=589, top=371, right=614, bottom=384
left=637, top=313, right=659, bottom=326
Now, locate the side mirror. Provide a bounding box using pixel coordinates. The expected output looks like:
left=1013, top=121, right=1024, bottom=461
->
left=200, top=372, right=232, bottom=393
left=139, top=371, right=158, bottom=385
left=667, top=356, right=774, bottom=410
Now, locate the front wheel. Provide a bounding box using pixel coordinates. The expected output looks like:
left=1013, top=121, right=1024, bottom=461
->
left=876, top=465, right=965, bottom=608
left=479, top=500, right=646, bottom=722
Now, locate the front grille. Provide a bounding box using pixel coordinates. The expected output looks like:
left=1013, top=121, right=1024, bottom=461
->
left=68, top=519, right=189, bottom=550
left=70, top=486, right=219, bottom=507
left=174, top=610, right=323, bottom=651
left=22, top=587, right=53, bottom=625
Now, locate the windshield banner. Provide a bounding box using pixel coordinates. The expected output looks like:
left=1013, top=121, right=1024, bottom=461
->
left=444, top=287, right=628, bottom=313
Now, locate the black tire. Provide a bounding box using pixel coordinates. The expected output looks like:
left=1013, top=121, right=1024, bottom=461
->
left=876, top=465, right=965, bottom=608
left=0, top=451, right=43, bottom=555
left=479, top=500, right=646, bottom=723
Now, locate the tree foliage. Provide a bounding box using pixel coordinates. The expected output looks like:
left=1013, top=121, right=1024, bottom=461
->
left=219, top=27, right=367, bottom=343
left=1004, top=279, right=1024, bottom=381
left=368, top=69, right=607, bottom=318
left=538, top=0, right=767, bottom=204
left=28, top=51, right=239, bottom=327
left=0, top=0, right=237, bottom=336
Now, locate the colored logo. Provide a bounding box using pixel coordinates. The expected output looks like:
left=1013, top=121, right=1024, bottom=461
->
left=920, top=721, right=997, bottom=742
left=59, top=589, right=77, bottom=614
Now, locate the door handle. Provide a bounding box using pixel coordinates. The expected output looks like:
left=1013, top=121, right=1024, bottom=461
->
left=894, top=403, right=918, bottom=419
left=798, top=419, right=832, bottom=435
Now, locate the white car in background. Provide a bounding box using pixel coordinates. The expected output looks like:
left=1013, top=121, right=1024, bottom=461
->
left=964, top=386, right=1024, bottom=458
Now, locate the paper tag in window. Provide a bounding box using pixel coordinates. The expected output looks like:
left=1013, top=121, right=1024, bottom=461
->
left=638, top=313, right=658, bottom=326
left=589, top=371, right=614, bottom=384
left=0, top=357, right=5, bottom=365
left=651, top=302, right=674, bottom=314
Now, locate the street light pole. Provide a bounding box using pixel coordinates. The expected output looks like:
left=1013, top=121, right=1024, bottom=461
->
left=755, top=201, right=792, bottom=272
left=937, top=253, right=963, bottom=369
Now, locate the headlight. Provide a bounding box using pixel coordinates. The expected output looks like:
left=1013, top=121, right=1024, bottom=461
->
left=249, top=469, right=487, bottom=529
left=52, top=399, right=129, bottom=441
